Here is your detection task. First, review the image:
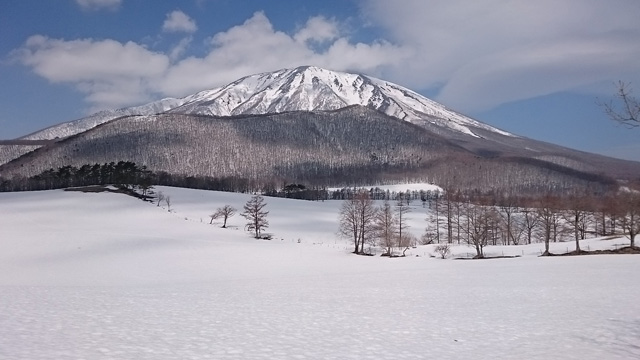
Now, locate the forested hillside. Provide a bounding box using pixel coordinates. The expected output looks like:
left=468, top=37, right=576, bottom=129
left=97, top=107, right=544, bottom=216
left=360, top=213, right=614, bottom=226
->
left=0, top=106, right=622, bottom=194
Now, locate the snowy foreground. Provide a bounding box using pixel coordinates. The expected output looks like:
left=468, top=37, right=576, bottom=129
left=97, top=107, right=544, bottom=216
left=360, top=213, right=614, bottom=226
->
left=1, top=187, right=639, bottom=360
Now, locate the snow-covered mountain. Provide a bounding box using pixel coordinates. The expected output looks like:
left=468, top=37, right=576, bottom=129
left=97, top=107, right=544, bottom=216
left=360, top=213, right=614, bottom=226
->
left=7, top=65, right=640, bottom=192
left=22, top=66, right=511, bottom=141
left=168, top=66, right=512, bottom=138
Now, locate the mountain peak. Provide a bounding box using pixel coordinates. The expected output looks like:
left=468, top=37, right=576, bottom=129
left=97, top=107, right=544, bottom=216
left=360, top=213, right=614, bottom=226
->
left=169, top=66, right=513, bottom=138
left=22, top=66, right=512, bottom=141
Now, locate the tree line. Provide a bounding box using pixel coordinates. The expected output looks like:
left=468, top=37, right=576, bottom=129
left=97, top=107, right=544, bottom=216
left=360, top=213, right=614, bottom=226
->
left=0, top=161, right=153, bottom=193
left=339, top=188, right=640, bottom=258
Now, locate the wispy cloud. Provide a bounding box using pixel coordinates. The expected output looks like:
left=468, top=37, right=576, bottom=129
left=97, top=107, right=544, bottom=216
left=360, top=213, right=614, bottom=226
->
left=75, top=0, right=122, bottom=11
left=361, top=0, right=640, bottom=112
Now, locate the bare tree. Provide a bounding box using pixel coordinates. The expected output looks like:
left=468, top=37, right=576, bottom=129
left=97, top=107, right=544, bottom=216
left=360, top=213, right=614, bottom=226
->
left=520, top=206, right=540, bottom=245
left=486, top=207, right=502, bottom=246
left=618, top=192, right=640, bottom=248
left=498, top=194, right=519, bottom=245
left=165, top=196, right=172, bottom=212
left=562, top=194, right=591, bottom=252
left=210, top=204, right=237, bottom=228
left=434, top=244, right=451, bottom=259
left=339, top=191, right=377, bottom=254
left=452, top=191, right=465, bottom=244
left=241, top=195, right=269, bottom=238
left=443, top=190, right=454, bottom=244
left=400, top=233, right=417, bottom=256
left=156, top=191, right=165, bottom=207
left=536, top=195, right=560, bottom=256
left=462, top=202, right=491, bottom=258
left=395, top=196, right=411, bottom=251
left=375, top=200, right=397, bottom=256
left=431, top=190, right=441, bottom=243
left=602, top=81, right=639, bottom=128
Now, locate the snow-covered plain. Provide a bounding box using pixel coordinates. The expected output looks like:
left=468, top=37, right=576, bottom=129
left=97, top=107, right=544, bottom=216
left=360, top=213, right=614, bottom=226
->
left=1, top=187, right=639, bottom=359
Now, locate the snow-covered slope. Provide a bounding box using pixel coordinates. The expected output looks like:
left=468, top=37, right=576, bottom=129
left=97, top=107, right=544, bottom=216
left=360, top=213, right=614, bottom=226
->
left=169, top=66, right=512, bottom=138
left=21, top=97, right=187, bottom=140
left=22, top=66, right=512, bottom=141
left=0, top=188, right=639, bottom=359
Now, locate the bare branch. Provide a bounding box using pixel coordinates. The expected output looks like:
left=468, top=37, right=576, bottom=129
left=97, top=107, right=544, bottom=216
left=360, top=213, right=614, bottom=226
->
left=601, top=81, right=640, bottom=128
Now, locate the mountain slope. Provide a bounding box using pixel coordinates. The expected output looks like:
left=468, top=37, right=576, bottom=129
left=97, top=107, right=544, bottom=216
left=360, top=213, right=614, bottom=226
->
left=21, top=97, right=187, bottom=141
left=4, top=66, right=640, bottom=192
left=0, top=106, right=621, bottom=194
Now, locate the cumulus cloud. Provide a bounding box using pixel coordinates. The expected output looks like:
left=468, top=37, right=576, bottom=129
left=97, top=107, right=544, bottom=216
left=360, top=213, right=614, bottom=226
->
left=15, top=35, right=168, bottom=109
left=15, top=11, right=404, bottom=111
left=162, top=10, right=197, bottom=33
left=13, top=1, right=640, bottom=115
left=294, top=16, right=339, bottom=44
left=361, top=0, right=640, bottom=112
left=158, top=12, right=405, bottom=96
left=75, top=0, right=121, bottom=11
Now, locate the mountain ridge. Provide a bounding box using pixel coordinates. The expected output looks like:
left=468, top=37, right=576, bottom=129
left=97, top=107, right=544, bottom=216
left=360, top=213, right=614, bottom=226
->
left=0, top=106, right=630, bottom=194
left=2, top=66, right=640, bottom=194
left=19, top=66, right=512, bottom=141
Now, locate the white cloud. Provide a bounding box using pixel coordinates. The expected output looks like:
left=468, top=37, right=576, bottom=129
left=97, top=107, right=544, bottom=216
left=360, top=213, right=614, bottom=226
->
left=294, top=16, right=339, bottom=44
left=361, top=0, right=640, bottom=112
left=168, top=37, right=192, bottom=61
left=15, top=12, right=403, bottom=111
left=75, top=0, right=121, bottom=11
left=162, top=10, right=197, bottom=34
left=16, top=35, right=168, bottom=109
left=13, top=1, right=640, bottom=117
left=158, top=12, right=404, bottom=96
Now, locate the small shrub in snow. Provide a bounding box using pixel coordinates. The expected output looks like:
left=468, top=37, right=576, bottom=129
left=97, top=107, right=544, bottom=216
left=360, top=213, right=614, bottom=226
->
left=434, top=244, right=451, bottom=259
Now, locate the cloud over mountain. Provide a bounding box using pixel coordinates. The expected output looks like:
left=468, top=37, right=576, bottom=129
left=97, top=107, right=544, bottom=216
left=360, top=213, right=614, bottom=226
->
left=14, top=12, right=402, bottom=112
left=13, top=1, right=640, bottom=115
left=361, top=0, right=640, bottom=111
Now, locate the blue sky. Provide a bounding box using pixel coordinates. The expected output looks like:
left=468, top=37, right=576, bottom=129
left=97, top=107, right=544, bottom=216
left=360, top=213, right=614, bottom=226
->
left=1, top=0, right=639, bottom=161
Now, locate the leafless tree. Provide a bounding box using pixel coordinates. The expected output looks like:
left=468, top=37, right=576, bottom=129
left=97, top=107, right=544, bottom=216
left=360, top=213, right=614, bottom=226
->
left=434, top=244, right=451, bottom=259
left=451, top=191, right=465, bottom=244
left=618, top=192, right=640, bottom=248
left=486, top=207, right=502, bottom=246
left=431, top=190, right=441, bottom=243
left=602, top=81, right=639, bottom=128
left=520, top=206, right=540, bottom=245
left=400, top=233, right=417, bottom=256
left=210, top=204, right=237, bottom=228
left=165, top=196, right=172, bottom=212
left=375, top=200, right=397, bottom=256
left=421, top=226, right=437, bottom=245
left=594, top=195, right=617, bottom=236
left=561, top=194, right=591, bottom=252
left=241, top=195, right=269, bottom=238
left=437, top=189, right=455, bottom=243
left=498, top=194, right=519, bottom=245
left=462, top=202, right=491, bottom=258
left=395, top=196, right=411, bottom=250
left=536, top=195, right=560, bottom=256
left=156, top=191, right=165, bottom=207
left=339, top=191, right=377, bottom=254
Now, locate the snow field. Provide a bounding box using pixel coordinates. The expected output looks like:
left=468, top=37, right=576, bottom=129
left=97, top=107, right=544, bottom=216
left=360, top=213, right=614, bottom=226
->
left=0, top=187, right=639, bottom=359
